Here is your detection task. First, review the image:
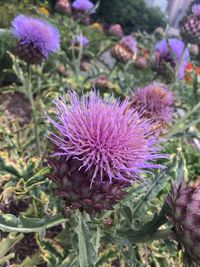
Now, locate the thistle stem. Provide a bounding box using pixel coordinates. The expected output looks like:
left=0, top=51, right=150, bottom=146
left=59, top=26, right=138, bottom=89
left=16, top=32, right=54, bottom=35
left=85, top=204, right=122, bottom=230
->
left=27, top=64, right=41, bottom=159
left=132, top=229, right=177, bottom=243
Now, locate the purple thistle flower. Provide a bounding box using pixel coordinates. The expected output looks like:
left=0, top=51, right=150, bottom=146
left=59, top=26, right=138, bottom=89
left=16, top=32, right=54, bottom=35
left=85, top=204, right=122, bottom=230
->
left=192, top=4, right=200, bottom=16
left=71, top=35, right=89, bottom=47
left=121, top=35, right=137, bottom=54
left=48, top=91, right=165, bottom=186
left=155, top=38, right=190, bottom=79
left=72, top=0, right=94, bottom=12
left=11, top=14, right=60, bottom=64
left=134, top=82, right=174, bottom=124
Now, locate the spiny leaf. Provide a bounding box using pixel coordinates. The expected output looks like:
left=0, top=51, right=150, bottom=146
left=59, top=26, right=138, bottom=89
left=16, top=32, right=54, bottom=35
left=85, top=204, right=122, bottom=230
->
left=37, top=237, right=64, bottom=267
left=0, top=232, right=24, bottom=258
left=132, top=157, right=177, bottom=219
left=77, top=211, right=98, bottom=267
left=0, top=214, right=67, bottom=233
left=0, top=156, right=21, bottom=177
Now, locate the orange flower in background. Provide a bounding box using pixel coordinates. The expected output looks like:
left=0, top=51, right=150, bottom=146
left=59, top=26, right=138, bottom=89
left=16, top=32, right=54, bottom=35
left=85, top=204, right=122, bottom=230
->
left=185, top=63, right=194, bottom=83
left=90, top=22, right=103, bottom=32
left=185, top=63, right=193, bottom=72
left=38, top=6, right=49, bottom=16
left=139, top=47, right=150, bottom=59
left=184, top=62, right=200, bottom=83
left=195, top=66, right=200, bottom=75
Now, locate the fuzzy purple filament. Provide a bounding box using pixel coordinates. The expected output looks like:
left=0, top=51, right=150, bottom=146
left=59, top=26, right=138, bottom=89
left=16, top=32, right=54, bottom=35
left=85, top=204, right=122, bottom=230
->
left=134, top=82, right=174, bottom=124
left=192, top=4, right=200, bottom=16
left=11, top=14, right=60, bottom=58
left=48, top=92, right=166, bottom=186
left=72, top=0, right=94, bottom=12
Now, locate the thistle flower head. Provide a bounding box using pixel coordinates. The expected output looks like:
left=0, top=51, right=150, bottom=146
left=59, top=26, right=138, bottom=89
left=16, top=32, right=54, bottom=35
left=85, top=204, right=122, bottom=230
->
left=192, top=3, right=200, bottom=16
left=134, top=82, right=174, bottom=124
left=108, top=24, right=124, bottom=38
left=121, top=35, right=137, bottom=54
left=71, top=35, right=89, bottom=47
left=167, top=181, right=200, bottom=265
left=155, top=38, right=190, bottom=79
left=11, top=14, right=60, bottom=63
left=72, top=0, right=94, bottom=12
left=48, top=91, right=165, bottom=185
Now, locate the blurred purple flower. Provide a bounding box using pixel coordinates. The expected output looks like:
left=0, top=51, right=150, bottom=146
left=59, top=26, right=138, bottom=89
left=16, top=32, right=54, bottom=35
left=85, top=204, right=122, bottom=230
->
left=11, top=14, right=60, bottom=63
left=48, top=91, right=165, bottom=185
left=134, top=82, right=174, bottom=124
left=71, top=35, right=89, bottom=46
left=192, top=4, right=200, bottom=16
left=121, top=35, right=137, bottom=54
left=155, top=38, right=190, bottom=79
left=72, top=0, right=94, bottom=12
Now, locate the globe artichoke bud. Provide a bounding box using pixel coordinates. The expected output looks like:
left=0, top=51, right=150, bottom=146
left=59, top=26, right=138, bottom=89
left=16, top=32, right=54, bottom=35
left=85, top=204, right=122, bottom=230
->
left=94, top=75, right=110, bottom=91
left=180, top=3, right=200, bottom=44
left=108, top=24, right=124, bottom=38
left=135, top=56, right=148, bottom=69
left=80, top=59, right=91, bottom=71
left=55, top=0, right=71, bottom=14
left=111, top=35, right=137, bottom=63
left=48, top=156, right=129, bottom=213
left=167, top=181, right=200, bottom=265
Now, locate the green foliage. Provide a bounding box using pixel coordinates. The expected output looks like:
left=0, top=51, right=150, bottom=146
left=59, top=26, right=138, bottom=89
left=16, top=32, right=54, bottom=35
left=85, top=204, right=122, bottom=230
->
left=0, top=32, right=16, bottom=84
left=0, top=232, right=24, bottom=265
left=93, top=0, right=167, bottom=34
left=0, top=1, right=200, bottom=266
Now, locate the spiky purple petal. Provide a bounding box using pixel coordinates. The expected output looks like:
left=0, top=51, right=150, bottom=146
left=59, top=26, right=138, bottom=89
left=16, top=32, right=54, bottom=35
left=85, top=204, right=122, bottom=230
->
left=192, top=4, right=200, bottom=16
left=48, top=92, right=166, bottom=185
left=134, top=82, right=174, bottom=124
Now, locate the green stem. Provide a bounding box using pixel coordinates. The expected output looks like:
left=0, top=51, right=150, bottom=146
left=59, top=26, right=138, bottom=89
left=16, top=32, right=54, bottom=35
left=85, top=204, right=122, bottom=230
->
left=132, top=229, right=177, bottom=243
left=0, top=253, right=15, bottom=265
left=26, top=65, right=41, bottom=159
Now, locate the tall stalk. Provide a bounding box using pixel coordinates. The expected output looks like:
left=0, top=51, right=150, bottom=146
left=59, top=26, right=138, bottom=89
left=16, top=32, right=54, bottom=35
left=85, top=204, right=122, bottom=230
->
left=26, top=64, right=41, bottom=159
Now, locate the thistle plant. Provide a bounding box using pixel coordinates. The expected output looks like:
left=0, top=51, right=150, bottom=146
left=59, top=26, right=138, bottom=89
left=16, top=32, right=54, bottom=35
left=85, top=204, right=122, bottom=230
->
left=72, top=0, right=95, bottom=24
left=11, top=14, right=60, bottom=64
left=108, top=24, right=124, bottom=38
left=55, top=0, right=72, bottom=14
left=130, top=82, right=174, bottom=133
left=154, top=38, right=190, bottom=80
left=10, top=14, right=60, bottom=159
left=180, top=3, right=200, bottom=45
left=1, top=2, right=200, bottom=266
left=167, top=181, right=200, bottom=266
left=47, top=91, right=165, bottom=213
left=71, top=34, right=89, bottom=47
left=111, top=35, right=137, bottom=63
left=72, top=0, right=94, bottom=12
